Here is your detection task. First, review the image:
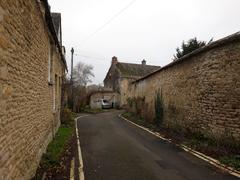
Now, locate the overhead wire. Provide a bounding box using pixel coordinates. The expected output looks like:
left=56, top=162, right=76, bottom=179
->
left=79, top=0, right=137, bottom=47
left=74, top=53, right=108, bottom=61
left=74, top=48, right=161, bottom=65
left=75, top=53, right=152, bottom=64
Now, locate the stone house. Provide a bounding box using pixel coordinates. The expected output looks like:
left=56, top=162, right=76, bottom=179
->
left=104, top=56, right=160, bottom=106
left=0, top=0, right=67, bottom=179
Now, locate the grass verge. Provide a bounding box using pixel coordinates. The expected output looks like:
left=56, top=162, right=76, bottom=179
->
left=122, top=111, right=240, bottom=171
left=41, top=126, right=74, bottom=168
left=33, top=108, right=76, bottom=180
left=122, top=112, right=145, bottom=125
left=220, top=156, right=240, bottom=170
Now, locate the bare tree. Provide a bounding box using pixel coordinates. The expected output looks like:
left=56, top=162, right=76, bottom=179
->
left=71, top=61, right=94, bottom=112
left=73, top=62, right=94, bottom=86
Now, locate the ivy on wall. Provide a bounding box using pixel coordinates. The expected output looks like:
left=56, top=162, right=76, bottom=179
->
left=154, top=90, right=164, bottom=126
left=127, top=96, right=145, bottom=116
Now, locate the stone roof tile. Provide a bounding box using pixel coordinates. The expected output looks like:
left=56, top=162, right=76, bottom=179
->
left=116, top=62, right=160, bottom=77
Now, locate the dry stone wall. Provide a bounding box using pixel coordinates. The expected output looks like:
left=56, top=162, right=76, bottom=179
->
left=129, top=36, right=240, bottom=140
left=0, top=0, right=64, bottom=179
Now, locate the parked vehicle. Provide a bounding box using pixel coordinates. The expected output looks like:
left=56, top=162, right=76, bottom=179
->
left=101, top=99, right=112, bottom=109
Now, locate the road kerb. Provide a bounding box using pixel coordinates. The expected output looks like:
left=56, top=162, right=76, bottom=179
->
left=70, top=158, right=75, bottom=180
left=75, top=115, right=88, bottom=180
left=119, top=114, right=240, bottom=178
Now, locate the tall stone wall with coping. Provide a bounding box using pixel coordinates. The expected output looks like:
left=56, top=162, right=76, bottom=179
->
left=128, top=35, right=240, bottom=140
left=0, top=0, right=65, bottom=179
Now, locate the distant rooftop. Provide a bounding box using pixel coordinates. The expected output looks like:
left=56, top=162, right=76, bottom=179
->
left=116, top=61, right=160, bottom=78
left=104, top=56, right=160, bottom=82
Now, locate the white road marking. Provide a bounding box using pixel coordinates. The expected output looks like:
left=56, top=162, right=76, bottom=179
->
left=75, top=115, right=89, bottom=180
left=70, top=158, right=75, bottom=180
left=119, top=114, right=240, bottom=178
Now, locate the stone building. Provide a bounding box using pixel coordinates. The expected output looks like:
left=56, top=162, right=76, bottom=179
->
left=104, top=56, right=160, bottom=106
left=0, top=0, right=67, bottom=179
left=128, top=32, right=240, bottom=140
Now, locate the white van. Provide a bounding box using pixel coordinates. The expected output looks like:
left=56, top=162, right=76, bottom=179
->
left=101, top=99, right=112, bottom=109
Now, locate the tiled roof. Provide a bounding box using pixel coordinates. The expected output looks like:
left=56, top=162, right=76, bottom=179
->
left=116, top=62, right=160, bottom=78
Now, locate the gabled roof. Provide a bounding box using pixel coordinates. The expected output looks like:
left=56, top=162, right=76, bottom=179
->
left=116, top=62, right=160, bottom=77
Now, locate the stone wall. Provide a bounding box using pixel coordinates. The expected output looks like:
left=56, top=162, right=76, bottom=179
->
left=104, top=64, right=121, bottom=93
left=128, top=33, right=240, bottom=140
left=119, top=78, right=132, bottom=106
left=0, top=0, right=65, bottom=179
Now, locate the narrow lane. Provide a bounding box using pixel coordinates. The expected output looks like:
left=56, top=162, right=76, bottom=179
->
left=77, top=111, right=238, bottom=180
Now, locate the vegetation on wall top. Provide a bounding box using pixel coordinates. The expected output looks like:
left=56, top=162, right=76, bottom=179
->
left=174, top=37, right=213, bottom=60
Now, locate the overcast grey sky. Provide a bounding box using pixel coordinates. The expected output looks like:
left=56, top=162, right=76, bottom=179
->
left=48, top=0, right=240, bottom=85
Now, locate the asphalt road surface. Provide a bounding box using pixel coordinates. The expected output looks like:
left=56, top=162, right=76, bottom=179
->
left=77, top=111, right=238, bottom=180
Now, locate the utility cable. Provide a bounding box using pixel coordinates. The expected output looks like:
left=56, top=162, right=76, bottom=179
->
left=79, top=0, right=137, bottom=47
left=75, top=53, right=108, bottom=61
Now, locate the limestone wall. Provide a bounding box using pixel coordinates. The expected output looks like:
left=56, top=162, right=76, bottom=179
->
left=128, top=34, right=240, bottom=139
left=0, top=0, right=65, bottom=179
left=119, top=78, right=131, bottom=106
left=119, top=77, right=141, bottom=107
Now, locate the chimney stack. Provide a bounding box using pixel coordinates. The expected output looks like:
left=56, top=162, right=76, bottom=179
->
left=142, top=59, right=146, bottom=65
left=112, top=56, right=118, bottom=65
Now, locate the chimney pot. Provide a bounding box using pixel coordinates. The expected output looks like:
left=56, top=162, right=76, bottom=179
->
left=112, top=56, right=118, bottom=65
left=142, top=59, right=146, bottom=65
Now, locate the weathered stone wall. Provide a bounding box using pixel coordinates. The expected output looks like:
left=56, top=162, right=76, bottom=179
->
left=109, top=75, right=143, bottom=107
left=128, top=36, right=240, bottom=140
left=104, top=64, right=121, bottom=92
left=119, top=78, right=133, bottom=106
left=0, top=0, right=65, bottom=179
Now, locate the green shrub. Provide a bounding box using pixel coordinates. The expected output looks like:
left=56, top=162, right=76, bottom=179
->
left=61, top=107, right=74, bottom=126
left=127, top=97, right=134, bottom=108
